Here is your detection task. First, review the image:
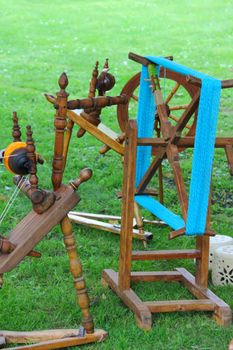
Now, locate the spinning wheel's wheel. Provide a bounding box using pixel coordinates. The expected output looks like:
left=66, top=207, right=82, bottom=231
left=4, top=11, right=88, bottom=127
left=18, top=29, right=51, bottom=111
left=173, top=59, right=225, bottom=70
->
left=117, top=69, right=200, bottom=137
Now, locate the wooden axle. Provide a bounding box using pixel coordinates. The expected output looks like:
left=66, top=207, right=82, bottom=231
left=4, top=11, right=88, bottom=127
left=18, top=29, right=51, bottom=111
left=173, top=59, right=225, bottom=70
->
left=67, top=94, right=128, bottom=110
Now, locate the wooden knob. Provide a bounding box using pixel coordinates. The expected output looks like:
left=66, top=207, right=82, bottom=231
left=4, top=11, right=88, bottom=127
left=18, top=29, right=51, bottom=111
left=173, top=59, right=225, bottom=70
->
left=0, top=237, right=15, bottom=254
left=69, top=168, right=93, bottom=191
left=58, top=72, right=68, bottom=90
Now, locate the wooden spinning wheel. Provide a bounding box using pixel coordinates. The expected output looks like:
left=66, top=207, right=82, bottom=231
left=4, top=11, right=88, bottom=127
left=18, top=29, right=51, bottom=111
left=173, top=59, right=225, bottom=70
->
left=117, top=69, right=199, bottom=137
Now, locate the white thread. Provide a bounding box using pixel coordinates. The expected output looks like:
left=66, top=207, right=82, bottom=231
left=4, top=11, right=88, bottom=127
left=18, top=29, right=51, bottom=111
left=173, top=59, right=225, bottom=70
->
left=1, top=154, right=19, bottom=159
left=0, top=177, right=28, bottom=226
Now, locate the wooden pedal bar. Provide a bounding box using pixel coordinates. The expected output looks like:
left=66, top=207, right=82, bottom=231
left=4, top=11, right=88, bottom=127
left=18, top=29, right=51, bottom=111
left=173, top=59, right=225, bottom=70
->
left=132, top=249, right=201, bottom=260
left=68, top=213, right=152, bottom=241
left=144, top=299, right=215, bottom=313
left=0, top=185, right=79, bottom=274
left=130, top=271, right=182, bottom=282
left=4, top=329, right=107, bottom=350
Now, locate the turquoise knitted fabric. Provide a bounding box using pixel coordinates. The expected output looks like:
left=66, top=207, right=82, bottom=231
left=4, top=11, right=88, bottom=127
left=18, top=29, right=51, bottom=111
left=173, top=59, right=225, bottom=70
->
left=135, top=56, right=221, bottom=235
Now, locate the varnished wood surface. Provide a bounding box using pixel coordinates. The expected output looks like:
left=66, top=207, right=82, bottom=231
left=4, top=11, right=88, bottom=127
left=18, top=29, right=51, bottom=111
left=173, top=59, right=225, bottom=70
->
left=102, top=269, right=152, bottom=330
left=0, top=185, right=79, bottom=273
left=68, top=213, right=152, bottom=240
left=118, top=120, right=138, bottom=290
left=144, top=299, right=215, bottom=313
left=67, top=110, right=124, bottom=155
left=132, top=249, right=201, bottom=260
left=130, top=271, right=182, bottom=282
left=5, top=329, right=107, bottom=350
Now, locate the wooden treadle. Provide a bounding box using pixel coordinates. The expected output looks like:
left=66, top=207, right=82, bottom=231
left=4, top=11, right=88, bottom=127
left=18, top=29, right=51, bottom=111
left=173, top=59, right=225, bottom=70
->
left=0, top=185, right=80, bottom=274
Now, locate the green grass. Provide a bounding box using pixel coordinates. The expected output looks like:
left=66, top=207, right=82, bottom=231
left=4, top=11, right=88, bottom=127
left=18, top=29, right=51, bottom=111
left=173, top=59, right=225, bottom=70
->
left=0, top=1, right=233, bottom=349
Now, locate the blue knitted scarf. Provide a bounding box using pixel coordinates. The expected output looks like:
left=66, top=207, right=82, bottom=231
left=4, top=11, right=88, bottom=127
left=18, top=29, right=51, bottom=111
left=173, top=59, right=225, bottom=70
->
left=135, top=56, right=221, bottom=235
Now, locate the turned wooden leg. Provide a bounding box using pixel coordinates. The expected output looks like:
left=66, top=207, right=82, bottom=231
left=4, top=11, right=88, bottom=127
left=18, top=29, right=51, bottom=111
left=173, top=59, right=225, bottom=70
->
left=60, top=216, right=94, bottom=334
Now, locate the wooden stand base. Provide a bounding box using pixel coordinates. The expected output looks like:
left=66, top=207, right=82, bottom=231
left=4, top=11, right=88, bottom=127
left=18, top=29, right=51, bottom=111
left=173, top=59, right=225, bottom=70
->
left=0, top=329, right=107, bottom=350
left=102, top=268, right=232, bottom=330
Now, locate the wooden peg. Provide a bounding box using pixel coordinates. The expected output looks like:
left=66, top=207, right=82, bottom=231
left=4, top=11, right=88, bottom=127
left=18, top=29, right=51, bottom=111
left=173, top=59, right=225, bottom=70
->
left=77, top=61, right=100, bottom=138
left=97, top=59, right=115, bottom=94
left=12, top=112, right=21, bottom=142
left=88, top=61, right=99, bottom=98
left=0, top=236, right=15, bottom=254
left=103, top=58, right=109, bottom=70
left=69, top=168, right=92, bottom=191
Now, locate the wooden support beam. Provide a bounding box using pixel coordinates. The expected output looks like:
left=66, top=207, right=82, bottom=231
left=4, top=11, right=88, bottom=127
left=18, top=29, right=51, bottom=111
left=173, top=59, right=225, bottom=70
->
left=118, top=120, right=138, bottom=290
left=132, top=249, right=201, bottom=261
left=177, top=267, right=232, bottom=326
left=102, top=269, right=152, bottom=330
left=144, top=299, right=215, bottom=313
left=186, top=75, right=233, bottom=89
left=67, top=110, right=124, bottom=155
left=128, top=52, right=173, bottom=66
left=130, top=271, right=182, bottom=282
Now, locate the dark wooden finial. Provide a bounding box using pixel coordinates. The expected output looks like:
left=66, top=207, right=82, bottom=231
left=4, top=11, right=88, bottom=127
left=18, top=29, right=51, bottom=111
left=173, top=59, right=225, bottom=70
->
left=26, top=125, right=39, bottom=193
left=103, top=58, right=109, bottom=70
left=69, top=168, right=93, bottom=191
left=12, top=111, right=21, bottom=142
left=58, top=72, right=68, bottom=90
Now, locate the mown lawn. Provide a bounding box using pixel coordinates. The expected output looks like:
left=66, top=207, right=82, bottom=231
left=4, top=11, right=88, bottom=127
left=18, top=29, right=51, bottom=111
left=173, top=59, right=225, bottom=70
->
left=0, top=1, right=232, bottom=349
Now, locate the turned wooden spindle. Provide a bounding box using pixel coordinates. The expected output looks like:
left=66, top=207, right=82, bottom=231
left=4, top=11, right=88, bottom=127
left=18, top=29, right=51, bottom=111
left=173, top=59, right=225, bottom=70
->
left=52, top=73, right=69, bottom=191
left=12, top=111, right=21, bottom=142
left=88, top=61, right=99, bottom=99
left=26, top=126, right=43, bottom=203
left=61, top=168, right=94, bottom=333
left=77, top=61, right=100, bottom=138
left=61, top=216, right=94, bottom=334
left=26, top=126, right=56, bottom=214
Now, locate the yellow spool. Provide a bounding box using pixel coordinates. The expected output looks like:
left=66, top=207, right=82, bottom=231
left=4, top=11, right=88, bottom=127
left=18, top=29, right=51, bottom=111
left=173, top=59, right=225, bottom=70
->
left=4, top=142, right=27, bottom=174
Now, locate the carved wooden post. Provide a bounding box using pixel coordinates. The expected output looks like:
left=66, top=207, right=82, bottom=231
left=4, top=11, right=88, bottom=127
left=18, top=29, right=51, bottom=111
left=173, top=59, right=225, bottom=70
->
left=61, top=169, right=94, bottom=334
left=12, top=111, right=21, bottom=142
left=26, top=126, right=55, bottom=214
left=26, top=125, right=38, bottom=191
left=61, top=216, right=94, bottom=334
left=52, top=73, right=69, bottom=191
left=77, top=61, right=99, bottom=138
left=88, top=61, right=99, bottom=98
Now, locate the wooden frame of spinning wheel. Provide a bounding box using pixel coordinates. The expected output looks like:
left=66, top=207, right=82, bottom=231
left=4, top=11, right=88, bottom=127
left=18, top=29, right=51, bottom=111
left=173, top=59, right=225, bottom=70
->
left=102, top=53, right=233, bottom=330
left=0, top=74, right=107, bottom=349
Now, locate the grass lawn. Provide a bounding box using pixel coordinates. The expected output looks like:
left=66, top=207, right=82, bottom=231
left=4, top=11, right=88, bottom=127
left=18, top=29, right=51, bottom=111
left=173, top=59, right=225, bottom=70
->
left=0, top=1, right=233, bottom=349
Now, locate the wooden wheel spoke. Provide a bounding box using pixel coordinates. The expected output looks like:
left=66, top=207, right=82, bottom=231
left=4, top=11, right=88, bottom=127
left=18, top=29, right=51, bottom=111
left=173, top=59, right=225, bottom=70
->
left=165, top=82, right=180, bottom=104
left=169, top=104, right=189, bottom=111
left=169, top=115, right=191, bottom=130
